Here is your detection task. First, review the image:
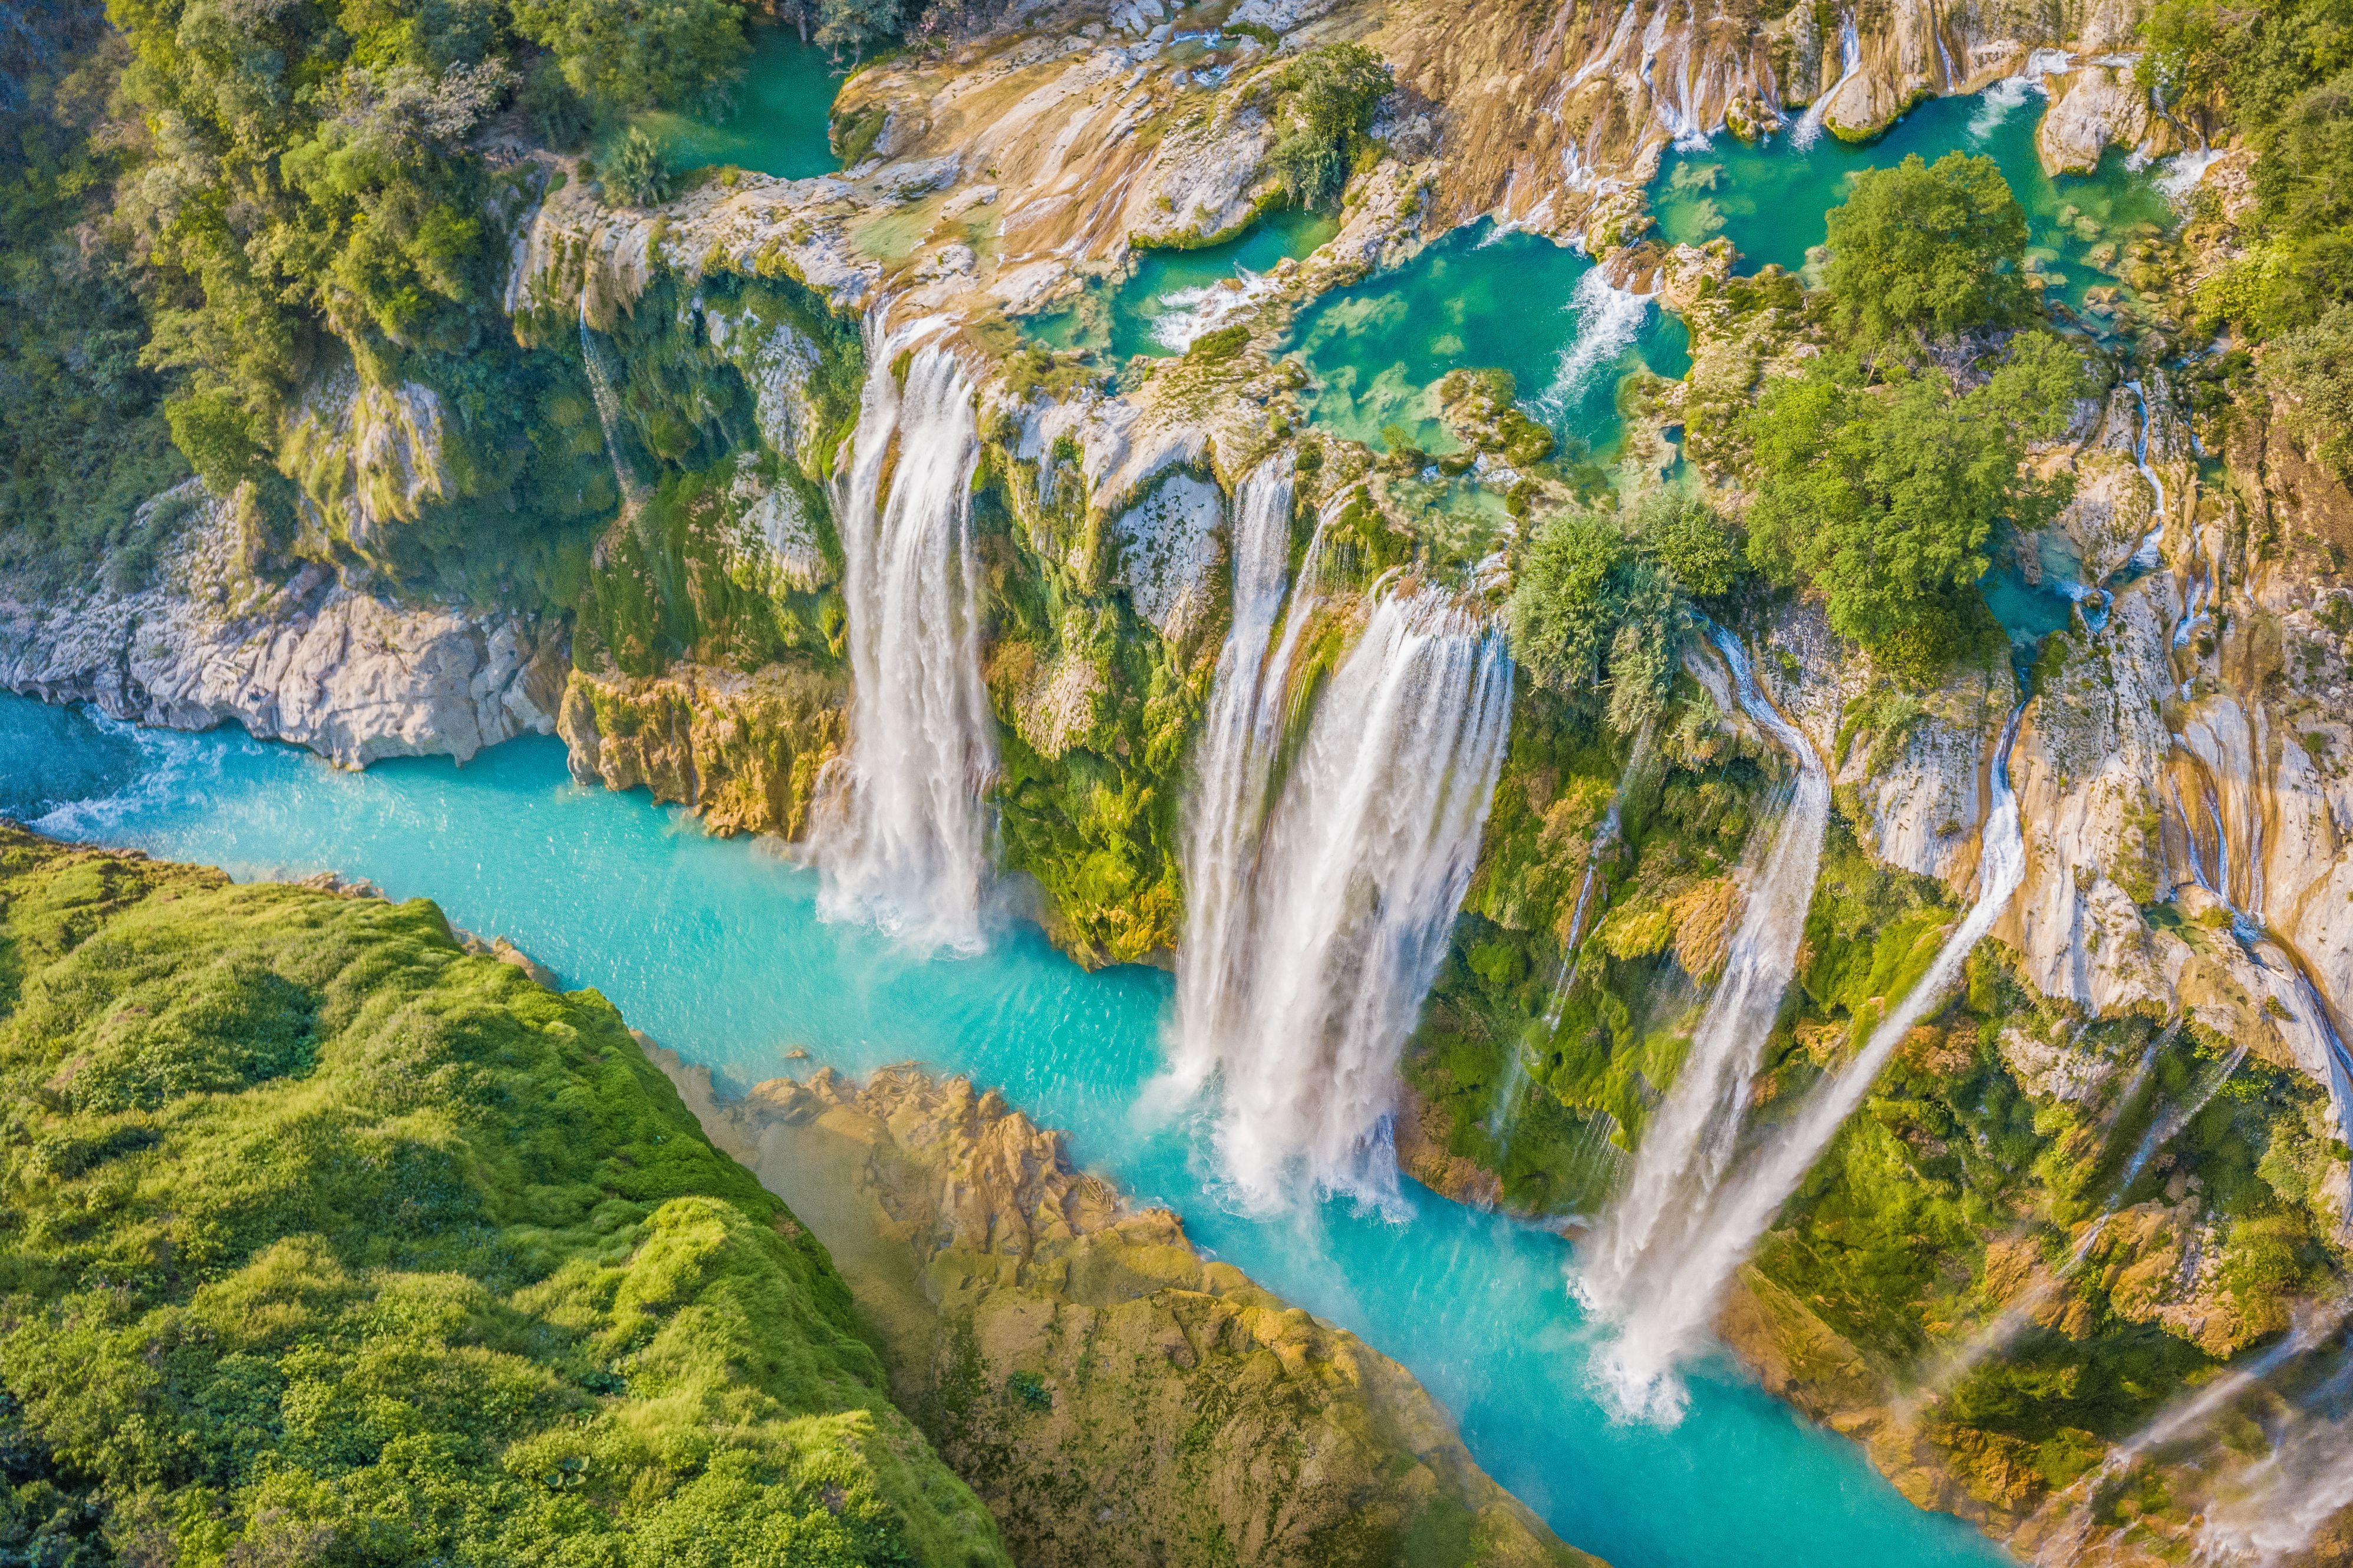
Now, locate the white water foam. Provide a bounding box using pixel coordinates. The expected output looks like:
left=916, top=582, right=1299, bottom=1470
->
left=1968, top=75, right=2036, bottom=141
left=1576, top=629, right=1829, bottom=1394
left=1533, top=269, right=1652, bottom=425
left=1171, top=453, right=1298, bottom=1079
left=810, top=316, right=997, bottom=952
left=1171, top=583, right=1513, bottom=1209
left=1591, top=702, right=2026, bottom=1422
left=1148, top=269, right=1284, bottom=353
left=2154, top=146, right=2227, bottom=204
left=580, top=293, right=647, bottom=519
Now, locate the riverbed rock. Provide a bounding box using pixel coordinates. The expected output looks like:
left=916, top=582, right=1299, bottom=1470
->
left=0, top=488, right=565, bottom=768
left=2038, top=65, right=2151, bottom=174
left=650, top=1053, right=1596, bottom=1568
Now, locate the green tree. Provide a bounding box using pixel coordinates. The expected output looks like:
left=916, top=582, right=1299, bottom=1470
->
left=815, top=0, right=898, bottom=65
left=2264, top=304, right=2353, bottom=481
left=513, top=0, right=752, bottom=114
left=1821, top=151, right=2030, bottom=347
left=1266, top=42, right=1393, bottom=211
left=1632, top=488, right=1743, bottom=599
left=1742, top=337, right=2084, bottom=649
left=1511, top=499, right=1692, bottom=736
left=605, top=124, right=676, bottom=205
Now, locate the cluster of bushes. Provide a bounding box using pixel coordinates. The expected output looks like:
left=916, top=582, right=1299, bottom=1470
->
left=0, top=824, right=1006, bottom=1565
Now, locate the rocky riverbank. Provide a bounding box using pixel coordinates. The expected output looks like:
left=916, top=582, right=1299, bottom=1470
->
left=651, top=1051, right=1594, bottom=1568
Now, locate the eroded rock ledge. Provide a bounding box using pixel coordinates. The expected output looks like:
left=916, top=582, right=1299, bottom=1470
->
left=651, top=1051, right=1594, bottom=1568
left=0, top=490, right=565, bottom=767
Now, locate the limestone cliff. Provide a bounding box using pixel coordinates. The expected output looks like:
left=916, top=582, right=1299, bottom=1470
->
left=0, top=486, right=566, bottom=767
left=652, top=1054, right=1595, bottom=1568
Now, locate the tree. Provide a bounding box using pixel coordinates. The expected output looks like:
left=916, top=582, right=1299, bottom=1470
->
left=2265, top=305, right=2353, bottom=481
left=605, top=124, right=675, bottom=206
left=815, top=0, right=899, bottom=65
left=1266, top=42, right=1393, bottom=211
left=1630, top=488, right=1742, bottom=599
left=513, top=0, right=751, bottom=115
left=1821, top=151, right=2029, bottom=348
left=1742, top=338, right=2084, bottom=649
left=1511, top=500, right=1691, bottom=737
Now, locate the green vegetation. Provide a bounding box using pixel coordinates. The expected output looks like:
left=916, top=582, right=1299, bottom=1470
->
left=1741, top=335, right=2084, bottom=651
left=0, top=824, right=1007, bottom=1567
left=0, top=4, right=187, bottom=592
left=1509, top=490, right=1739, bottom=737
left=1266, top=43, right=1393, bottom=212
left=2144, top=0, right=2352, bottom=336
left=1821, top=152, right=2030, bottom=348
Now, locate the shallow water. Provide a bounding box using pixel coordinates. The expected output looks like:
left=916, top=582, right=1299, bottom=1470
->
left=1284, top=223, right=1690, bottom=459
left=1030, top=207, right=1340, bottom=360
left=1, top=695, right=2011, bottom=1568
left=1650, top=84, right=2179, bottom=316
left=624, top=25, right=839, bottom=183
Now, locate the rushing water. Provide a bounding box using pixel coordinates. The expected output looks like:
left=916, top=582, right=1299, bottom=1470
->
left=1580, top=629, right=1831, bottom=1420
left=813, top=322, right=995, bottom=949
left=620, top=24, right=841, bottom=183
left=1, top=693, right=2011, bottom=1568
left=1169, top=585, right=1515, bottom=1208
left=1602, top=707, right=2029, bottom=1422
left=1029, top=207, right=1340, bottom=361
left=1284, top=223, right=1690, bottom=460
left=1650, top=80, right=2180, bottom=313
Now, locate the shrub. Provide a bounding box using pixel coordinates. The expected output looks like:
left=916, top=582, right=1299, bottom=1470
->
left=1266, top=43, right=1393, bottom=210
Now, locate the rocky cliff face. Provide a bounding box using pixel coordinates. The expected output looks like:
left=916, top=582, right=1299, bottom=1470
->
left=653, top=1054, right=1593, bottom=1568
left=0, top=486, right=566, bottom=766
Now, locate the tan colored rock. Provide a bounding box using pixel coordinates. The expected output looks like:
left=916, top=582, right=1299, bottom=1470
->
left=2038, top=65, right=2150, bottom=174
left=650, top=1054, right=1595, bottom=1568
left=557, top=661, right=844, bottom=839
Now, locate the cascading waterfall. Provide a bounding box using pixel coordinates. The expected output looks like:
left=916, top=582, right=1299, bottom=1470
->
left=2125, top=378, right=2170, bottom=570
left=1169, top=583, right=1514, bottom=1209
left=1790, top=13, right=1860, bottom=150
left=1576, top=629, right=1830, bottom=1386
left=1172, top=453, right=1299, bottom=1071
left=1591, top=702, right=2026, bottom=1422
left=580, top=293, right=646, bottom=519
left=810, top=318, right=996, bottom=951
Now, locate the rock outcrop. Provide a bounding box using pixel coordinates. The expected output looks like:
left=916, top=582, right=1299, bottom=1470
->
left=652, top=1054, right=1594, bottom=1568
left=0, top=488, right=565, bottom=768
left=558, top=662, right=845, bottom=838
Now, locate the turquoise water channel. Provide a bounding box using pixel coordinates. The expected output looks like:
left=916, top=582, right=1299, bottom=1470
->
left=1286, top=225, right=1690, bottom=460
left=1032, top=207, right=1341, bottom=361
left=1650, top=81, right=2180, bottom=319
left=0, top=694, right=2010, bottom=1568
left=621, top=25, right=841, bottom=183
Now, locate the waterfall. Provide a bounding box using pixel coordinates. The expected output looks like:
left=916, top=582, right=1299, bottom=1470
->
left=1170, top=583, right=1514, bottom=1209
left=810, top=318, right=996, bottom=951
left=1790, top=13, right=1860, bottom=150
left=580, top=293, right=646, bottom=519
left=1591, top=702, right=2026, bottom=1422
left=1576, top=628, right=1829, bottom=1395
left=1172, top=453, right=1299, bottom=1071
left=2125, top=378, right=2170, bottom=570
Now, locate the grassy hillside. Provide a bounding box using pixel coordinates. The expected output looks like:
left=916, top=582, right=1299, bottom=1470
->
left=0, top=823, right=1007, bottom=1567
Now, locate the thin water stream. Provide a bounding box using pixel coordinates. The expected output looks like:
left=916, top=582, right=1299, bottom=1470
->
left=0, top=694, right=2010, bottom=1568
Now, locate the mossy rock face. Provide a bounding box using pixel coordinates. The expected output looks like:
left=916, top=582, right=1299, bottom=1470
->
left=1403, top=683, right=2352, bottom=1541
left=664, top=1062, right=1600, bottom=1568
left=0, top=824, right=1007, bottom=1568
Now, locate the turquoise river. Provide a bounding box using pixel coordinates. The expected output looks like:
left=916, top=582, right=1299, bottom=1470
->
left=0, top=694, right=2009, bottom=1568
